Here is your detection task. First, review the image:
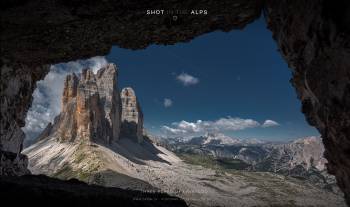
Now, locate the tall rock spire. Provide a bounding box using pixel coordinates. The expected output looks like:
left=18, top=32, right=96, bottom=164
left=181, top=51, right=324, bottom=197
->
left=34, top=63, right=144, bottom=146
left=96, top=64, right=122, bottom=143
left=53, top=64, right=122, bottom=144
left=120, top=87, right=144, bottom=143
left=62, top=73, right=78, bottom=106
left=57, top=73, right=78, bottom=142
left=76, top=69, right=107, bottom=143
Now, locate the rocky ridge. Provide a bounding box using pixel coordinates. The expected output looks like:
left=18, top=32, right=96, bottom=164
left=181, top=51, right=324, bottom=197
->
left=38, top=63, right=143, bottom=146
left=164, top=134, right=341, bottom=194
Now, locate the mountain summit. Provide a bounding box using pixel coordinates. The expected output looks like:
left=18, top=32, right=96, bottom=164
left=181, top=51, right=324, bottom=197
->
left=23, top=63, right=164, bottom=190
left=35, top=63, right=143, bottom=145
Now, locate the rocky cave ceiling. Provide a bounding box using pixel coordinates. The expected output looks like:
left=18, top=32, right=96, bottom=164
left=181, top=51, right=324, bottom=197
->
left=1, top=0, right=349, bottom=205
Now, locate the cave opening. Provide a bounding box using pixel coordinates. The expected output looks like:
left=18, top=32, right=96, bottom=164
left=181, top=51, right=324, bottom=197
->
left=20, top=17, right=346, bottom=206
left=1, top=0, right=350, bottom=206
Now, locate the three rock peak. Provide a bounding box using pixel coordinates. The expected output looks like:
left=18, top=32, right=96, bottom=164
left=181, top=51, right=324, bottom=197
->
left=40, top=63, right=144, bottom=145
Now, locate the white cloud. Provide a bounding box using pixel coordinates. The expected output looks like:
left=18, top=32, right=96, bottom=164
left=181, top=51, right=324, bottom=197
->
left=175, top=120, right=202, bottom=133
left=176, top=72, right=199, bottom=86
left=22, top=56, right=108, bottom=140
left=162, top=117, right=260, bottom=137
left=214, top=117, right=260, bottom=130
left=162, top=126, right=187, bottom=135
left=262, top=120, right=280, bottom=128
left=162, top=117, right=280, bottom=137
left=163, top=98, right=173, bottom=108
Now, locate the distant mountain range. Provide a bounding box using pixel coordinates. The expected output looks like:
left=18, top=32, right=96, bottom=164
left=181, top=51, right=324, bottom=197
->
left=154, top=133, right=341, bottom=194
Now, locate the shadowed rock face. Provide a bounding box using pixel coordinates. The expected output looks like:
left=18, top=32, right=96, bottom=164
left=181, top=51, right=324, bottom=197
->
left=75, top=69, right=108, bottom=142
left=96, top=64, right=122, bottom=143
left=120, top=88, right=144, bottom=143
left=265, top=0, right=350, bottom=203
left=1, top=64, right=49, bottom=175
left=0, top=0, right=262, bottom=66
left=0, top=0, right=349, bottom=204
left=0, top=150, right=30, bottom=176
left=0, top=174, right=188, bottom=207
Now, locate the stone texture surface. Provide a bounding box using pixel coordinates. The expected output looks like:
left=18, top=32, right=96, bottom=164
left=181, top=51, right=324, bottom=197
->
left=0, top=63, right=49, bottom=175
left=96, top=64, right=122, bottom=143
left=0, top=0, right=349, bottom=204
left=1, top=0, right=262, bottom=66
left=0, top=151, right=30, bottom=176
left=75, top=69, right=109, bottom=143
left=32, top=64, right=140, bottom=146
left=53, top=65, right=121, bottom=144
left=62, top=73, right=78, bottom=106
left=57, top=74, right=78, bottom=142
left=121, top=88, right=144, bottom=143
left=265, top=0, right=350, bottom=203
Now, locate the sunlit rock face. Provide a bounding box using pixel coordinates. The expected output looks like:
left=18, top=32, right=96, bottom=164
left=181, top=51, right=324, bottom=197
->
left=26, top=64, right=141, bottom=146
left=120, top=88, right=144, bottom=143
left=58, top=73, right=78, bottom=142
left=47, top=64, right=121, bottom=144
left=62, top=73, right=78, bottom=106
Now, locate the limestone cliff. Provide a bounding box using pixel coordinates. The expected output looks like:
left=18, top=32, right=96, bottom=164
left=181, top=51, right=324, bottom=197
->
left=45, top=64, right=122, bottom=144
left=96, top=64, right=122, bottom=143
left=120, top=87, right=144, bottom=143
left=36, top=64, right=144, bottom=146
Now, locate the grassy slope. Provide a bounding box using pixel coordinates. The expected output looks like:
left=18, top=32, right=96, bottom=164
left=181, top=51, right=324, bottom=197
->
left=53, top=143, right=103, bottom=184
left=178, top=152, right=250, bottom=171
left=177, top=152, right=345, bottom=206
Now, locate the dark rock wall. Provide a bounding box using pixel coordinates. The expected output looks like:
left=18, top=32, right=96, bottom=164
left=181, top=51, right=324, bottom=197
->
left=0, top=63, right=49, bottom=175
left=0, top=174, right=188, bottom=207
left=120, top=87, right=144, bottom=143
left=265, top=0, right=350, bottom=203
left=0, top=0, right=262, bottom=66
left=0, top=0, right=349, bottom=204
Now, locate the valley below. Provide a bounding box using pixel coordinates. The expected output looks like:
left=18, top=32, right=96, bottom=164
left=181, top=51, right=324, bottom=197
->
left=24, top=135, right=346, bottom=207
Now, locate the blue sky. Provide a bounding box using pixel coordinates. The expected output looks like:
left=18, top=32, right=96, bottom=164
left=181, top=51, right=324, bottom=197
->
left=105, top=18, right=319, bottom=141
left=23, top=18, right=319, bottom=142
